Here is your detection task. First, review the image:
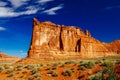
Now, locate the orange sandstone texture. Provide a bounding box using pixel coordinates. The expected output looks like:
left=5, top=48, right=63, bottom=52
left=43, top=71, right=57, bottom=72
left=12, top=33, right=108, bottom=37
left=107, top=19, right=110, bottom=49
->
left=27, top=18, right=120, bottom=60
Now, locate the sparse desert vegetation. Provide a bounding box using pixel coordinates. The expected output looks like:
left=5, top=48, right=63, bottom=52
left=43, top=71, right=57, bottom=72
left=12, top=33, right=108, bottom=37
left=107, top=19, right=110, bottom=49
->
left=0, top=57, right=120, bottom=80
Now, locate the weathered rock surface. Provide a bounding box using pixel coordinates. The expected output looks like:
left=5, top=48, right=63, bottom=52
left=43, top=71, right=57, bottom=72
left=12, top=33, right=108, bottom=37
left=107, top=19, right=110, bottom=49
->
left=27, top=18, right=120, bottom=60
left=0, top=52, right=20, bottom=62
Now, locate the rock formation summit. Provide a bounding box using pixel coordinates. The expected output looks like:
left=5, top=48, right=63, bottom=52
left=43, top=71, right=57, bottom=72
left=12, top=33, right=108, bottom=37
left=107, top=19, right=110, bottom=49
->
left=27, top=18, right=120, bottom=60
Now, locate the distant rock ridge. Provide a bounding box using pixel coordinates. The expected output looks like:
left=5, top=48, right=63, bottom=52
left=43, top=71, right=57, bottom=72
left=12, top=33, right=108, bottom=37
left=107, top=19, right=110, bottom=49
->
left=27, top=18, right=120, bottom=60
left=0, top=52, right=20, bottom=62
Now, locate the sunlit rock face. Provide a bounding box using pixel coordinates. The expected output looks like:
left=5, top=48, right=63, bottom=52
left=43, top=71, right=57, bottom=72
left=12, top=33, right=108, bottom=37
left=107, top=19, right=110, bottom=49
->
left=27, top=18, right=120, bottom=60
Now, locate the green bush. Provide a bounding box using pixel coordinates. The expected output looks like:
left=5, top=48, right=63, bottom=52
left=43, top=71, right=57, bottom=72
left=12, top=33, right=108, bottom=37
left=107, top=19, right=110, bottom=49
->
left=88, top=73, right=101, bottom=80
left=31, top=68, right=39, bottom=74
left=16, top=65, right=23, bottom=69
left=6, top=70, right=13, bottom=74
left=25, top=65, right=34, bottom=70
left=53, top=63, right=58, bottom=67
left=102, top=60, right=113, bottom=67
left=79, top=61, right=83, bottom=64
left=52, top=72, right=58, bottom=77
left=71, top=68, right=75, bottom=72
left=62, top=70, right=72, bottom=76
left=95, top=60, right=101, bottom=64
left=78, top=73, right=85, bottom=79
left=102, top=68, right=108, bottom=74
left=78, top=66, right=85, bottom=70
left=81, top=61, right=95, bottom=69
left=61, top=63, right=65, bottom=67
left=37, top=77, right=42, bottom=80
left=34, top=74, right=39, bottom=78
left=19, top=75, right=23, bottom=78
left=47, top=69, right=54, bottom=74
left=65, top=60, right=76, bottom=64
left=116, top=60, right=120, bottom=64
left=40, top=64, right=44, bottom=67
left=28, top=76, right=34, bottom=80
left=52, top=66, right=57, bottom=70
left=0, top=66, right=5, bottom=71
left=4, top=66, right=10, bottom=69
left=22, top=71, right=27, bottom=74
left=7, top=73, right=14, bottom=77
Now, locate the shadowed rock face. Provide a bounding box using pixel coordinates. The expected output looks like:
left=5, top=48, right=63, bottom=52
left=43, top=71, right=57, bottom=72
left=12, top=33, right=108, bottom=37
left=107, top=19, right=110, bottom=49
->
left=27, top=18, right=120, bottom=60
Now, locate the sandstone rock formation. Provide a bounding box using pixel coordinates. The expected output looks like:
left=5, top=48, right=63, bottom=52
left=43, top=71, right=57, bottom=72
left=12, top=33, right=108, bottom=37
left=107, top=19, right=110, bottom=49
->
left=27, top=18, right=120, bottom=60
left=0, top=52, right=20, bottom=63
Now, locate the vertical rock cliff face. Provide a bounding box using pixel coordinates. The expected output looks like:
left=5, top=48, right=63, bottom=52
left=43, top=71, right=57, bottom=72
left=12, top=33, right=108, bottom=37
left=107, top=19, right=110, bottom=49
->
left=27, top=18, right=120, bottom=59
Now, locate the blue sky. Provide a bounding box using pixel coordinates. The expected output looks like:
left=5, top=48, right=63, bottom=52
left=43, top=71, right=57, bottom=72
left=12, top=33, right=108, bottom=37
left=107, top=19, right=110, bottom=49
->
left=0, top=0, right=120, bottom=58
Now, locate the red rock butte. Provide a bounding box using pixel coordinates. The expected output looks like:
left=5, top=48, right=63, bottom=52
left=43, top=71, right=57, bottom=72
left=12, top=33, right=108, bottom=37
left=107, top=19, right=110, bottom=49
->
left=27, top=18, right=120, bottom=60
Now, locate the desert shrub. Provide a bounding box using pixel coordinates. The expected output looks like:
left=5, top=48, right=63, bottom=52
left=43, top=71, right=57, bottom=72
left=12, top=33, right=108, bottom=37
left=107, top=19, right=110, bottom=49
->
left=6, top=70, right=13, bottom=74
left=46, top=67, right=51, bottom=70
left=19, top=75, right=23, bottom=78
left=115, top=60, right=120, bottom=64
left=16, top=65, right=23, bottom=69
left=22, top=71, right=27, bottom=74
left=88, top=73, right=101, bottom=80
left=48, top=78, right=54, bottom=80
left=40, top=64, right=44, bottom=67
left=25, top=65, right=34, bottom=70
left=71, top=68, right=75, bottom=72
left=53, top=63, right=58, bottom=67
left=81, top=61, right=95, bottom=69
left=4, top=66, right=10, bottom=69
left=62, top=70, right=72, bottom=76
left=102, top=68, right=108, bottom=74
left=52, top=72, right=58, bottom=77
left=0, top=66, right=5, bottom=71
left=95, top=60, right=101, bottom=64
left=34, top=74, right=39, bottom=78
left=28, top=76, right=34, bottom=80
left=102, top=58, right=105, bottom=61
left=78, top=73, right=85, bottom=79
left=37, top=68, right=40, bottom=71
left=46, top=64, right=50, bottom=66
left=31, top=68, right=39, bottom=74
left=78, top=66, right=85, bottom=70
left=61, top=63, right=65, bottom=67
left=47, top=69, right=54, bottom=74
left=106, top=72, right=119, bottom=80
left=65, top=60, right=76, bottom=65
left=102, top=60, right=113, bottom=67
left=89, top=75, right=100, bottom=80
left=7, top=73, right=14, bottom=77
left=58, top=62, right=62, bottom=64
left=37, top=77, right=42, bottom=80
left=52, top=66, right=57, bottom=70
left=52, top=63, right=58, bottom=70
left=79, top=60, right=83, bottom=63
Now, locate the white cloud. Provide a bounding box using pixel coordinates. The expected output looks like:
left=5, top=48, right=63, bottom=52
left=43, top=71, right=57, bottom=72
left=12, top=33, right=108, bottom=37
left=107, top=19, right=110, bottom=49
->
left=42, top=4, right=63, bottom=15
left=0, top=7, right=39, bottom=17
left=8, top=0, right=29, bottom=8
left=0, top=27, right=6, bottom=31
left=0, top=1, right=7, bottom=7
left=37, top=0, right=54, bottom=4
left=19, top=50, right=27, bottom=58
left=0, top=0, right=64, bottom=18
